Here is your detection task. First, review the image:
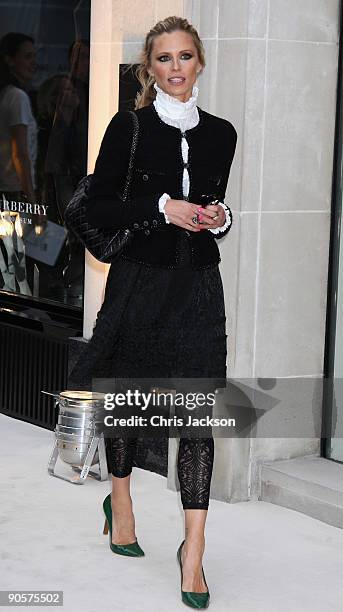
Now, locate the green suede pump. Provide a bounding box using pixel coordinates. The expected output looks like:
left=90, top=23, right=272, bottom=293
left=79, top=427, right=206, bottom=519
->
left=177, top=540, right=210, bottom=609
left=102, top=494, right=145, bottom=557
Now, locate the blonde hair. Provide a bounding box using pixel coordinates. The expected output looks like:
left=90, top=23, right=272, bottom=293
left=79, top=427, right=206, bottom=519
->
left=135, top=16, right=205, bottom=109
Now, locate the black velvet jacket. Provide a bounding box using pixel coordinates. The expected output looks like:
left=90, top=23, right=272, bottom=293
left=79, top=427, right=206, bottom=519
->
left=85, top=103, right=237, bottom=269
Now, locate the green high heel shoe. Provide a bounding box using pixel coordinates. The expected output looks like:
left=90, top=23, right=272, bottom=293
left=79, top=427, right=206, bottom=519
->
left=177, top=540, right=210, bottom=609
left=102, top=494, right=145, bottom=557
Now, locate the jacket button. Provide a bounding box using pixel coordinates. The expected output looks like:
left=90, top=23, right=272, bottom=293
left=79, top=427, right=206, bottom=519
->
left=152, top=220, right=158, bottom=226
left=143, top=220, right=149, bottom=227
left=144, top=229, right=150, bottom=235
left=133, top=222, right=139, bottom=229
left=142, top=174, right=149, bottom=181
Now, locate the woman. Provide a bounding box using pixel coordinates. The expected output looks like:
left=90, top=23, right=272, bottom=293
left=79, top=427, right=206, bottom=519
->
left=39, top=69, right=87, bottom=305
left=0, top=32, right=37, bottom=295
left=0, top=32, right=37, bottom=205
left=69, top=16, right=237, bottom=609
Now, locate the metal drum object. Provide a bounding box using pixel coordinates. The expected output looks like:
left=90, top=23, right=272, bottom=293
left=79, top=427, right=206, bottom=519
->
left=46, top=390, right=108, bottom=485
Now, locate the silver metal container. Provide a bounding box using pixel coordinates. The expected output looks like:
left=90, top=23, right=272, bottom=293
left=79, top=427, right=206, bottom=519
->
left=47, top=390, right=108, bottom=484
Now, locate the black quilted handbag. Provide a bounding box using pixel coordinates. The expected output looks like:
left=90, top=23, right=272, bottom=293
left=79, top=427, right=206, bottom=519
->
left=64, top=110, right=139, bottom=263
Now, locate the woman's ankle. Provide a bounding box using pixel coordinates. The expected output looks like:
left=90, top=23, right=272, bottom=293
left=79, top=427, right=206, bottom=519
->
left=111, top=492, right=133, bottom=507
left=184, top=534, right=205, bottom=546
left=183, top=537, right=205, bottom=560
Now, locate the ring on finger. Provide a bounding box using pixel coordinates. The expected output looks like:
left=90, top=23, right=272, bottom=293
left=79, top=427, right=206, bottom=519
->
left=191, top=215, right=199, bottom=224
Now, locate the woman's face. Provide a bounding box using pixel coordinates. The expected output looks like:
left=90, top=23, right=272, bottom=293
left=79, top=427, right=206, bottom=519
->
left=148, top=30, right=202, bottom=103
left=6, top=41, right=36, bottom=85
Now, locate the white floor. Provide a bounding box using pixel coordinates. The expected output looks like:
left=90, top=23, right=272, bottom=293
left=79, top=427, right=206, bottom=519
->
left=1, top=412, right=343, bottom=612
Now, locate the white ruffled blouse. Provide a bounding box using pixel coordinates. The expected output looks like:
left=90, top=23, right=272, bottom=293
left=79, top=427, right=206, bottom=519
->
left=153, top=82, right=232, bottom=235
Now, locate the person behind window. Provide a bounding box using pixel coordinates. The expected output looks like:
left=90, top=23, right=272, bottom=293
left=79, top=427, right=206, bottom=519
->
left=0, top=32, right=38, bottom=295
left=36, top=73, right=70, bottom=214
left=45, top=39, right=90, bottom=217
left=0, top=32, right=37, bottom=203
left=44, top=40, right=90, bottom=304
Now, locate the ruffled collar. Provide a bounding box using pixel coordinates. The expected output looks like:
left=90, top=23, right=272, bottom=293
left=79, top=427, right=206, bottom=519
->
left=153, top=82, right=199, bottom=131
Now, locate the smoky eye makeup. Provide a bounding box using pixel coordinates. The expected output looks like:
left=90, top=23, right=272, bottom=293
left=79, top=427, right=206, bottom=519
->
left=156, top=52, right=194, bottom=62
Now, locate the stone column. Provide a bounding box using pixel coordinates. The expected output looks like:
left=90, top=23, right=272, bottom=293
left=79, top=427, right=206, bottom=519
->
left=183, top=0, right=340, bottom=501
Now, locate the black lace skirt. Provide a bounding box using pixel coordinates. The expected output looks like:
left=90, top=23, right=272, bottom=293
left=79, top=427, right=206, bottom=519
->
left=68, top=233, right=228, bottom=477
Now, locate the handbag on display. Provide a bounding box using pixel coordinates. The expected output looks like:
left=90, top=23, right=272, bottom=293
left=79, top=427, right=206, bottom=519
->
left=64, top=110, right=139, bottom=263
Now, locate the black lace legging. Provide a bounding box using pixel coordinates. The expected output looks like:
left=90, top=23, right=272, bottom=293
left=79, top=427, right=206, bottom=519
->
left=105, top=435, right=214, bottom=510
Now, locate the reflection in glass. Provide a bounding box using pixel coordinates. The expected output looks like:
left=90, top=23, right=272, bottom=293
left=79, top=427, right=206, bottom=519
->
left=0, top=2, right=90, bottom=308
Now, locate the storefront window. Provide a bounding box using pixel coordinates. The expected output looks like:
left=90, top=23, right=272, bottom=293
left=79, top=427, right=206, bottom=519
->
left=0, top=0, right=90, bottom=308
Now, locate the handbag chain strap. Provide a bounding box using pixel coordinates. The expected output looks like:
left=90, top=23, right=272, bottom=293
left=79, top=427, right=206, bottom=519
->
left=121, top=110, right=139, bottom=203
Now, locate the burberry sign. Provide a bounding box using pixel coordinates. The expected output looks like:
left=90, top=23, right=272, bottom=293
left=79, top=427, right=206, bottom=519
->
left=1, top=194, right=49, bottom=217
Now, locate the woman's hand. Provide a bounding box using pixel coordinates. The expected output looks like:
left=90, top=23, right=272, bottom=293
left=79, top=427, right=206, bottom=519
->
left=197, top=204, right=226, bottom=230
left=164, top=199, right=203, bottom=232
left=164, top=199, right=226, bottom=231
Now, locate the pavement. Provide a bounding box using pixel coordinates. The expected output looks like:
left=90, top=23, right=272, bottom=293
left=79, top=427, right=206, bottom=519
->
left=1, top=412, right=343, bottom=612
